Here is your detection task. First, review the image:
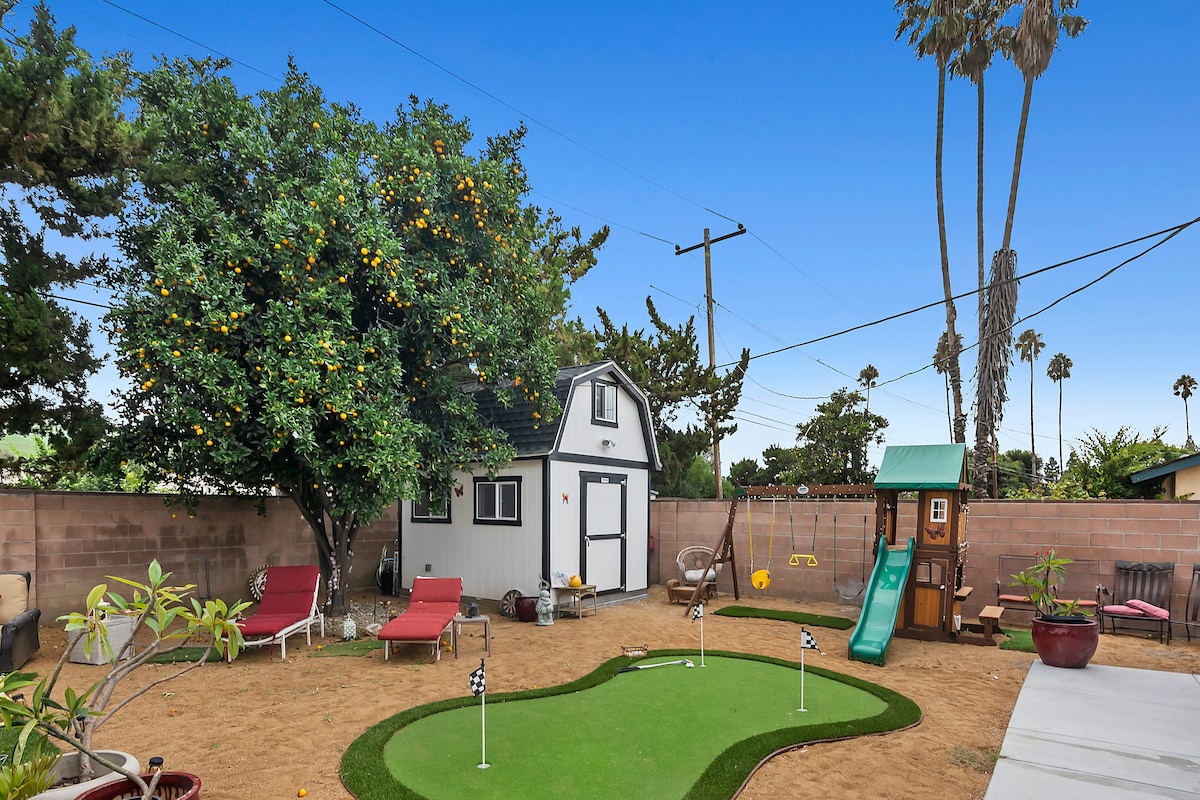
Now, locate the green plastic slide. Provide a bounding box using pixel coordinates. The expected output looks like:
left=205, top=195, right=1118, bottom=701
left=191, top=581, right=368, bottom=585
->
left=847, top=537, right=915, bottom=666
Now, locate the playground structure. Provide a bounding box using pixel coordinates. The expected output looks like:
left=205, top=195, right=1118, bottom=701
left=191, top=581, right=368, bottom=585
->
left=853, top=443, right=996, bottom=663
left=675, top=483, right=875, bottom=615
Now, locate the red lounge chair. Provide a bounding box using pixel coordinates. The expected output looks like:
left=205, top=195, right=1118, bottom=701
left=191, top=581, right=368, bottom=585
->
left=378, top=576, right=462, bottom=661
left=235, top=565, right=324, bottom=659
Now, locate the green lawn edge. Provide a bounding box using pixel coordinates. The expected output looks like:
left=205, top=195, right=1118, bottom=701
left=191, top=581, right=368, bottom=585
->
left=713, top=605, right=856, bottom=630
left=999, top=630, right=1036, bottom=652
left=340, top=649, right=921, bottom=800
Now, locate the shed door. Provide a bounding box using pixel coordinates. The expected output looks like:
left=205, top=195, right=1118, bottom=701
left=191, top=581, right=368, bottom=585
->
left=581, top=472, right=626, bottom=593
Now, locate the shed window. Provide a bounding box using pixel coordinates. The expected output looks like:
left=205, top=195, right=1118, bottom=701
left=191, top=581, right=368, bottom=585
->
left=475, top=478, right=520, bottom=524
left=929, top=498, right=948, bottom=523
left=412, top=489, right=450, bottom=523
left=593, top=381, right=618, bottom=425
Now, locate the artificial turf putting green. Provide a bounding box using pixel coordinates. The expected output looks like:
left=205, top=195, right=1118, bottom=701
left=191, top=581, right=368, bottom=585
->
left=713, top=605, right=855, bottom=630
left=342, top=650, right=920, bottom=800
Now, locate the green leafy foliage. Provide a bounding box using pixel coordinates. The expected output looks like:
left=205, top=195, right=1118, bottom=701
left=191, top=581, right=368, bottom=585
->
left=0, top=560, right=248, bottom=799
left=1007, top=427, right=1190, bottom=499
left=733, top=389, right=887, bottom=486
left=567, top=297, right=748, bottom=495
left=0, top=2, right=135, bottom=475
left=108, top=60, right=600, bottom=609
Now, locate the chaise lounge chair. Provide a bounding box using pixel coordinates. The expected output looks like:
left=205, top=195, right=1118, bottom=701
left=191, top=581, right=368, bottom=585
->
left=377, top=576, right=462, bottom=661
left=234, top=565, right=324, bottom=659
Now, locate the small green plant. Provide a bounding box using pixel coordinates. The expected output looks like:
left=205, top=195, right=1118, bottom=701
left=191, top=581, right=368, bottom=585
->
left=0, top=727, right=61, bottom=800
left=947, top=744, right=998, bottom=773
left=0, top=559, right=250, bottom=800
left=1010, top=549, right=1091, bottom=618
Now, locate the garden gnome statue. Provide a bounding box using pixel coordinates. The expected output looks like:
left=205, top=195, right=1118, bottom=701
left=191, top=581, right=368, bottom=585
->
left=535, top=588, right=554, bottom=626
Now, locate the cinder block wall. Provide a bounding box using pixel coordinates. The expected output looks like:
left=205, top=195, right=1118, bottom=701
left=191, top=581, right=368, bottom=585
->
left=0, top=491, right=396, bottom=617
left=652, top=498, right=1200, bottom=621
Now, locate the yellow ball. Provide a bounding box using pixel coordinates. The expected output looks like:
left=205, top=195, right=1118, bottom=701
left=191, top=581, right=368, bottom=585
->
left=298, top=790, right=308, bottom=798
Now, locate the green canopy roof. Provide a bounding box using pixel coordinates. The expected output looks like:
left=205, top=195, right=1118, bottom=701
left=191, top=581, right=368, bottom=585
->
left=874, top=444, right=969, bottom=490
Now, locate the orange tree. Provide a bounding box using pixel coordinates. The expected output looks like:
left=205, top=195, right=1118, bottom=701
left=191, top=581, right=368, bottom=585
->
left=108, top=60, right=596, bottom=611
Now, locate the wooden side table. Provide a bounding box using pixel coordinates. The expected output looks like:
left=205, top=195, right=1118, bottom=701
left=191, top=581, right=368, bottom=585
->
left=451, top=614, right=491, bottom=658
left=554, top=584, right=598, bottom=618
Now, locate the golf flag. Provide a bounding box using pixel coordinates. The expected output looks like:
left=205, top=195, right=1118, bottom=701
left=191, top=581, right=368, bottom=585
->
left=690, top=602, right=703, bottom=622
left=469, top=660, right=486, bottom=696
left=470, top=659, right=489, bottom=769
left=798, top=627, right=817, bottom=712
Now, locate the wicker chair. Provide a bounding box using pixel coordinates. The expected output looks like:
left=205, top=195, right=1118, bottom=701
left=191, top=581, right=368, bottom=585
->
left=665, top=546, right=722, bottom=603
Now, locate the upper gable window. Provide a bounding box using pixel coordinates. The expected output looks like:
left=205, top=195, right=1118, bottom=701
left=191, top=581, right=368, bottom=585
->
left=929, top=498, right=948, bottom=523
left=593, top=380, right=618, bottom=426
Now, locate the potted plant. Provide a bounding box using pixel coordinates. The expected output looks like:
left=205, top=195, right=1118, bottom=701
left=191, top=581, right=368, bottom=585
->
left=0, top=560, right=249, bottom=800
left=1011, top=549, right=1099, bottom=668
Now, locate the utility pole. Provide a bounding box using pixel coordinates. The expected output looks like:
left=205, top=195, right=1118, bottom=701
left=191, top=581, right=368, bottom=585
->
left=675, top=223, right=746, bottom=499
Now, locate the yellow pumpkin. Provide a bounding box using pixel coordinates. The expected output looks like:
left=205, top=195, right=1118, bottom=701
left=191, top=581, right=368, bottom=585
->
left=569, top=574, right=582, bottom=588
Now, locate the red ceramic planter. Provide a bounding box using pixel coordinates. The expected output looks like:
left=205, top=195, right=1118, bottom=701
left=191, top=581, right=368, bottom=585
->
left=74, top=771, right=200, bottom=800
left=1030, top=616, right=1099, bottom=669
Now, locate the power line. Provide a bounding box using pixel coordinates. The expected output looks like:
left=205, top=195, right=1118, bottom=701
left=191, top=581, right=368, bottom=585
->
left=720, top=216, right=1199, bottom=369
left=98, top=0, right=280, bottom=82
left=318, top=0, right=740, bottom=228
left=530, top=192, right=675, bottom=246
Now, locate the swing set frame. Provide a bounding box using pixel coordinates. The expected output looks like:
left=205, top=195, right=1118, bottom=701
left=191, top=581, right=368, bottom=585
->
left=679, top=484, right=874, bottom=615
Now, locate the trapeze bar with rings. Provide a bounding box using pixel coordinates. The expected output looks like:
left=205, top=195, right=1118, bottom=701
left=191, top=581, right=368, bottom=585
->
left=788, top=553, right=819, bottom=567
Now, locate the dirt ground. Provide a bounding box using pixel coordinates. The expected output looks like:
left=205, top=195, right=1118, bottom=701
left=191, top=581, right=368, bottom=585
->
left=30, top=587, right=1200, bottom=800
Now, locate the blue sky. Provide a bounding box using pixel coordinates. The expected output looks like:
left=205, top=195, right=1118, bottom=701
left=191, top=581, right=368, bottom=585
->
left=19, top=1, right=1200, bottom=470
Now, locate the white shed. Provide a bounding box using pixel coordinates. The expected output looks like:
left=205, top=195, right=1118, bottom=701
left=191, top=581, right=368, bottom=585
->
left=396, top=361, right=661, bottom=603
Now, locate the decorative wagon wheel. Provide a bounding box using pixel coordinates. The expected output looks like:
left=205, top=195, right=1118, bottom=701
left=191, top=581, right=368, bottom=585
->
left=499, top=589, right=522, bottom=619
left=248, top=564, right=271, bottom=601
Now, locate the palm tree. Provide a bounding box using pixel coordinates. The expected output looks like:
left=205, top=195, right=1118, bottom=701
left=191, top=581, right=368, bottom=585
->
left=949, top=0, right=1015, bottom=333
left=933, top=332, right=958, bottom=441
left=951, top=1, right=1016, bottom=496
left=1002, top=1, right=1088, bottom=252
left=1015, top=329, right=1045, bottom=486
left=1046, top=352, right=1072, bottom=472
left=1174, top=374, right=1197, bottom=448
left=858, top=364, right=880, bottom=414
left=896, top=0, right=969, bottom=444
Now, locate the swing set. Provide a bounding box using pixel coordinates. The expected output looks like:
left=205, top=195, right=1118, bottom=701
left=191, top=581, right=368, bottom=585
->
left=677, top=483, right=874, bottom=614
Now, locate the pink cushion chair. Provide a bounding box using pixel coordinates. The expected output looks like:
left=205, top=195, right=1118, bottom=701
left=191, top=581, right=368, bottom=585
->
left=235, top=565, right=324, bottom=659
left=377, top=576, right=462, bottom=661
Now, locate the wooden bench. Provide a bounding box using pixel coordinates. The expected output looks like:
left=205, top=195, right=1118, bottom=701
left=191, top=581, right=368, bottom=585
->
left=978, top=605, right=1004, bottom=645
left=996, top=555, right=1100, bottom=616
left=1098, top=560, right=1175, bottom=644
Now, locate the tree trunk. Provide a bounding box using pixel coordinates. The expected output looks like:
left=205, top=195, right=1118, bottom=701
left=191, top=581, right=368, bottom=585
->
left=971, top=76, right=988, bottom=497
left=935, top=62, right=966, bottom=444
left=1058, top=381, right=1064, bottom=472
left=1029, top=358, right=1037, bottom=488
left=1002, top=79, right=1035, bottom=251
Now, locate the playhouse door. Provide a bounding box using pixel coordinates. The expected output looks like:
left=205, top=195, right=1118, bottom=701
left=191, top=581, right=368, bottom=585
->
left=909, top=556, right=951, bottom=630
left=581, top=472, right=627, bottom=593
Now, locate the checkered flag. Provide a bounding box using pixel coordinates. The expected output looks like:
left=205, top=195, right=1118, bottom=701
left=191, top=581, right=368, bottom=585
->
left=469, top=660, right=486, bottom=696
left=690, top=602, right=703, bottom=623
left=800, top=628, right=819, bottom=651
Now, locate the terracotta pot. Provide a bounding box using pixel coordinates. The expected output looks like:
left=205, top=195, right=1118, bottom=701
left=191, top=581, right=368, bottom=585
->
left=1030, top=616, right=1099, bottom=669
left=514, top=596, right=539, bottom=623
left=74, top=771, right=199, bottom=800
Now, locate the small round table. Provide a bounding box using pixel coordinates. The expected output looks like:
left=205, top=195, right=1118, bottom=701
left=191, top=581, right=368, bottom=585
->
left=451, top=614, right=491, bottom=658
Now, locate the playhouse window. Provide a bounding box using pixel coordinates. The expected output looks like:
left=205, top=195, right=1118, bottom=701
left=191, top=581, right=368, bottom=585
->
left=475, top=478, right=520, bottom=524
left=929, top=498, right=948, bottom=523
left=593, top=381, right=618, bottom=425
left=412, top=489, right=450, bottom=523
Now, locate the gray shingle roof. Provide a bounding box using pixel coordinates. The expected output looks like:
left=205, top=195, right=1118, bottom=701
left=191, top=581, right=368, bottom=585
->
left=471, top=361, right=660, bottom=470
left=473, top=363, right=598, bottom=456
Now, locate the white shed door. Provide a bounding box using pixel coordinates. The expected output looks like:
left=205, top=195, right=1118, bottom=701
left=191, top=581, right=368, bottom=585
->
left=582, top=473, right=626, bottom=593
